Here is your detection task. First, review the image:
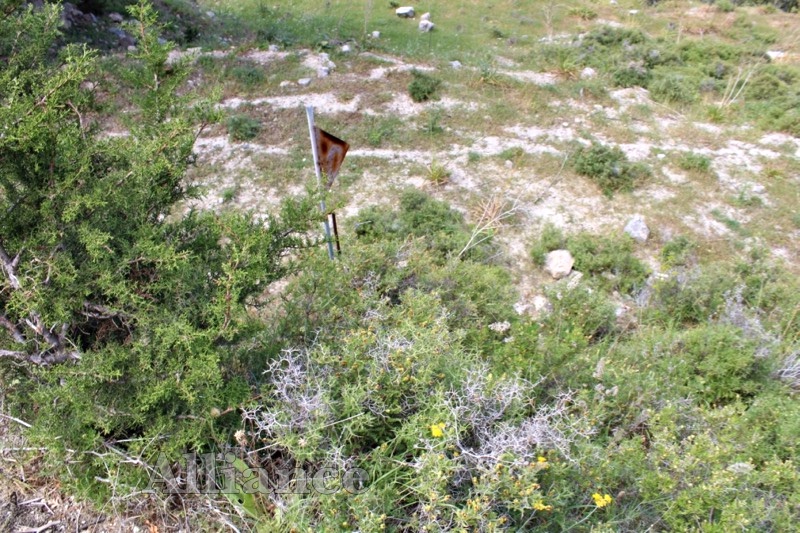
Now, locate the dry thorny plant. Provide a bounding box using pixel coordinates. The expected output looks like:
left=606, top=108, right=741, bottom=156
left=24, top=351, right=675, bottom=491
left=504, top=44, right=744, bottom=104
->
left=460, top=195, right=523, bottom=258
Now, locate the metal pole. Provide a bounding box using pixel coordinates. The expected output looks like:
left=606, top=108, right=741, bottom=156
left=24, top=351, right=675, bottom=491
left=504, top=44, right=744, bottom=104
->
left=330, top=212, right=341, bottom=255
left=305, top=106, right=335, bottom=260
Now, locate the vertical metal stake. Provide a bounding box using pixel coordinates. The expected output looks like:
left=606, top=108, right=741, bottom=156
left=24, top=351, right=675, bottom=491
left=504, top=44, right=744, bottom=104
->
left=305, top=106, right=335, bottom=260
left=330, top=212, right=341, bottom=255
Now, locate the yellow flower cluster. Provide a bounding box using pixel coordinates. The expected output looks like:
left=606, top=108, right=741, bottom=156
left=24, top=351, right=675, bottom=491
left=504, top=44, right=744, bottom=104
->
left=430, top=422, right=446, bottom=438
left=533, top=501, right=553, bottom=511
left=592, top=492, right=613, bottom=508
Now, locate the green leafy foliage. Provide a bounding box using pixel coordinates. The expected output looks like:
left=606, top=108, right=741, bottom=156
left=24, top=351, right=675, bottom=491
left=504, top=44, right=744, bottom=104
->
left=3, top=2, right=800, bottom=532
left=355, top=188, right=488, bottom=260
left=531, top=225, right=649, bottom=295
left=229, top=61, right=267, bottom=87
left=677, top=151, right=712, bottom=173
left=572, top=142, right=650, bottom=197
left=408, top=69, right=442, bottom=102
left=226, top=113, right=262, bottom=141
left=0, top=0, right=315, bottom=497
left=649, top=68, right=700, bottom=104
left=661, top=235, right=697, bottom=268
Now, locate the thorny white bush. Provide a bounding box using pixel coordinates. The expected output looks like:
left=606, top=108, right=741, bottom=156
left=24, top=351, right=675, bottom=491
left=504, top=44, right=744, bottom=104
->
left=774, top=351, right=800, bottom=389
left=719, top=287, right=779, bottom=358
left=243, top=348, right=330, bottom=440
left=444, top=366, right=592, bottom=468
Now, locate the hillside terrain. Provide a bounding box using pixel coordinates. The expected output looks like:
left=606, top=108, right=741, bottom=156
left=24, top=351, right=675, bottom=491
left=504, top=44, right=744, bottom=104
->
left=2, top=1, right=800, bottom=531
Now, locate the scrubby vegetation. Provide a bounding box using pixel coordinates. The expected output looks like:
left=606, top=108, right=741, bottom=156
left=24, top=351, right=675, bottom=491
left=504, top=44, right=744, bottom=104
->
left=408, top=70, right=442, bottom=103
left=2, top=1, right=800, bottom=532
left=572, top=142, right=650, bottom=197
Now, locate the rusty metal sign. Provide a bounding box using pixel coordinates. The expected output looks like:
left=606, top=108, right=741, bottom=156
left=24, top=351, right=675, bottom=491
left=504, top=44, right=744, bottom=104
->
left=314, top=126, right=349, bottom=189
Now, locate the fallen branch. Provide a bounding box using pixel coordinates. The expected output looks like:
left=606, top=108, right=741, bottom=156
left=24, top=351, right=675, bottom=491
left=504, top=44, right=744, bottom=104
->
left=17, top=521, right=61, bottom=533
left=0, top=241, right=22, bottom=289
left=0, top=412, right=32, bottom=428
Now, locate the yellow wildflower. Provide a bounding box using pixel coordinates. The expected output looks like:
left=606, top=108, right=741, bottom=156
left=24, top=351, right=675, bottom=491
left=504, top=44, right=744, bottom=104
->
left=592, top=493, right=613, bottom=508
left=430, top=422, right=446, bottom=438
left=533, top=501, right=553, bottom=511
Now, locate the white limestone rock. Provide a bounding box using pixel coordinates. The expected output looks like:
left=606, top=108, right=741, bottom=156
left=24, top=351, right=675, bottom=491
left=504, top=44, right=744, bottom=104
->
left=544, top=250, right=574, bottom=280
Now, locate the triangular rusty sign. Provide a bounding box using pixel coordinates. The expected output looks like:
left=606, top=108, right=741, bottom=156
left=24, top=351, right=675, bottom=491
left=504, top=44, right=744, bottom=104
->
left=314, top=127, right=349, bottom=189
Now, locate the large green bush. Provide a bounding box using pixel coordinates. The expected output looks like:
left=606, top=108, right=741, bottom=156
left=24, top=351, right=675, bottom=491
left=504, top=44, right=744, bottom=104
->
left=0, top=0, right=315, bottom=497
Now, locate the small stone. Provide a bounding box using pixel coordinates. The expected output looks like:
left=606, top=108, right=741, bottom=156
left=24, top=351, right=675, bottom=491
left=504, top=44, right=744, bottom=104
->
left=624, top=215, right=649, bottom=243
left=544, top=250, right=574, bottom=280
left=108, top=12, right=124, bottom=23
left=371, top=30, right=381, bottom=39
left=279, top=80, right=293, bottom=88
left=565, top=270, right=583, bottom=290
left=629, top=9, right=639, bottom=15
left=396, top=7, right=415, bottom=18
left=341, top=44, right=352, bottom=53
left=449, top=60, right=462, bottom=69
left=268, top=44, right=280, bottom=52
left=421, top=12, right=431, bottom=21
left=580, top=67, right=597, bottom=79
left=298, top=78, right=312, bottom=87
left=317, top=67, right=330, bottom=78
left=419, top=20, right=435, bottom=32
left=657, top=153, right=666, bottom=160
left=504, top=160, right=513, bottom=169
left=727, top=462, right=754, bottom=475
left=127, top=45, right=137, bottom=52
left=206, top=10, right=216, bottom=19
left=532, top=295, right=552, bottom=315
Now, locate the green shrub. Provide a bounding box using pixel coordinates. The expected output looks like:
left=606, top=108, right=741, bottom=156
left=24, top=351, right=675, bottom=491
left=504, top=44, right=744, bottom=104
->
left=582, top=26, right=647, bottom=49
left=568, top=233, right=650, bottom=294
left=531, top=227, right=648, bottom=294
left=676, top=151, right=711, bottom=172
left=648, top=268, right=734, bottom=324
left=573, top=142, right=650, bottom=197
left=542, top=285, right=617, bottom=347
left=613, top=62, right=651, bottom=87
left=229, top=62, right=266, bottom=87
left=649, top=69, right=700, bottom=104
left=568, top=6, right=598, bottom=20
left=746, top=71, right=789, bottom=101
left=355, top=189, right=492, bottom=261
left=530, top=223, right=566, bottom=266
left=408, top=70, right=442, bottom=102
left=660, top=235, right=696, bottom=267
left=0, top=1, right=317, bottom=501
left=677, top=324, right=766, bottom=404
left=226, top=114, right=261, bottom=141
left=716, top=0, right=736, bottom=12
left=364, top=116, right=402, bottom=146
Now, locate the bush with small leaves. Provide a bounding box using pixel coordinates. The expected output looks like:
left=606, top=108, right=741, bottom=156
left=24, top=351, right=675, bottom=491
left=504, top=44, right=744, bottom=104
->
left=649, top=69, right=700, bottom=104
left=226, top=113, right=261, bottom=141
left=572, top=142, right=650, bottom=197
left=408, top=69, right=442, bottom=102
left=661, top=235, right=697, bottom=267
left=677, top=152, right=711, bottom=173
left=229, top=62, right=267, bottom=87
